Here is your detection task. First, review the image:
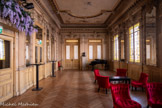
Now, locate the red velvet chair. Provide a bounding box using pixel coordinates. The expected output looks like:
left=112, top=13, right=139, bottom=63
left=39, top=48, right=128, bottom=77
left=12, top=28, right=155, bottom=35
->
left=58, top=61, right=62, bottom=70
left=116, top=69, right=127, bottom=77
left=111, top=84, right=141, bottom=108
left=94, top=69, right=101, bottom=83
left=145, top=83, right=162, bottom=108
left=131, top=72, right=148, bottom=91
left=97, top=75, right=111, bottom=94
left=58, top=61, right=61, bottom=67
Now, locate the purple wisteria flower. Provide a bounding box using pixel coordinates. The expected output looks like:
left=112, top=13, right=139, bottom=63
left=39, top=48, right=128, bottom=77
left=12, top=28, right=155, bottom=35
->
left=0, top=0, right=36, bottom=36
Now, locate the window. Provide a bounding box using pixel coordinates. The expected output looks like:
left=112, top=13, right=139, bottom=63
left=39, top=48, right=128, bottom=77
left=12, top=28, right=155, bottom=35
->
left=120, top=40, right=125, bottom=61
left=97, top=45, right=101, bottom=59
left=26, top=46, right=29, bottom=60
left=0, top=39, right=10, bottom=69
left=66, top=45, right=70, bottom=59
left=129, top=23, right=140, bottom=62
left=40, top=47, right=42, bottom=62
left=88, top=39, right=102, bottom=60
left=0, top=39, right=5, bottom=60
left=89, top=45, right=93, bottom=59
left=114, top=35, right=119, bottom=60
left=74, top=45, right=78, bottom=59
left=35, top=46, right=38, bottom=63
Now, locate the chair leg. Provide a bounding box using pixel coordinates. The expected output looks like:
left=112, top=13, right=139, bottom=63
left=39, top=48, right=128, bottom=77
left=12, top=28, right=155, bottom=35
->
left=132, top=86, right=133, bottom=91
left=94, top=80, right=96, bottom=83
left=98, top=88, right=100, bottom=92
left=142, top=87, right=144, bottom=91
left=147, top=105, right=149, bottom=108
left=106, top=89, right=108, bottom=94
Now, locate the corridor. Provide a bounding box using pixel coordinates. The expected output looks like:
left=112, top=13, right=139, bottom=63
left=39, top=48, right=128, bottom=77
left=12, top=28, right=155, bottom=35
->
left=5, top=70, right=147, bottom=108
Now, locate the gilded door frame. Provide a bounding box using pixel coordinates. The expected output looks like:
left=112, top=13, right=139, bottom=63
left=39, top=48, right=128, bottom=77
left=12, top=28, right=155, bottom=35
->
left=64, top=39, right=80, bottom=70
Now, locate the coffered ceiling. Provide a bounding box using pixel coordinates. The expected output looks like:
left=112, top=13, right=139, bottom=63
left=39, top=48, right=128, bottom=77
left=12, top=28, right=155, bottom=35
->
left=47, top=0, right=120, bottom=27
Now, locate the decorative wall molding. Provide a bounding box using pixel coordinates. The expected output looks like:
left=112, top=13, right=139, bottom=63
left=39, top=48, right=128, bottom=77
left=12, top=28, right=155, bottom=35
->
left=59, top=10, right=112, bottom=19
left=34, top=0, right=60, bottom=28
left=106, top=0, right=145, bottom=28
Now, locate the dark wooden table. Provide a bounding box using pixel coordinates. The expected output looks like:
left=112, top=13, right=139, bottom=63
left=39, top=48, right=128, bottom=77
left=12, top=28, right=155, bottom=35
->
left=109, top=76, right=131, bottom=84
left=30, top=63, right=44, bottom=91
left=50, top=61, right=57, bottom=77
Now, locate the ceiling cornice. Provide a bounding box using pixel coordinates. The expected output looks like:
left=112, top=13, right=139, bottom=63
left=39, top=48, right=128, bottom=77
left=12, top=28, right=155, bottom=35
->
left=48, top=0, right=64, bottom=24
left=34, top=0, right=61, bottom=28
left=105, top=0, right=144, bottom=28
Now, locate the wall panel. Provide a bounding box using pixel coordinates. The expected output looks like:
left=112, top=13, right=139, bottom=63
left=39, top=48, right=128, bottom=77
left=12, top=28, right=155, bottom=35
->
left=45, top=63, right=52, bottom=77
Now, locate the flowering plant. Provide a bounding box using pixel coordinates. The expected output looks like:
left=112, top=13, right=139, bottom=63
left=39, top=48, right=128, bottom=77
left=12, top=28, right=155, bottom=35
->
left=0, top=0, right=37, bottom=36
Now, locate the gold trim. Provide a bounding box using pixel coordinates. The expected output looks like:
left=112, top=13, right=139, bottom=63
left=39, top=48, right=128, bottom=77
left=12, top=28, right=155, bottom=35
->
left=89, top=40, right=101, bottom=43
left=66, top=40, right=79, bottom=43
left=146, top=40, right=150, bottom=42
left=121, top=40, right=124, bottom=42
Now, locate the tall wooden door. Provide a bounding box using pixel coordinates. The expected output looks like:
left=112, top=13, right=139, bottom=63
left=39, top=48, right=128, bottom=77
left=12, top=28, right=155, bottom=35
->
left=88, top=39, right=103, bottom=69
left=65, top=40, right=79, bottom=70
left=0, top=35, right=13, bottom=102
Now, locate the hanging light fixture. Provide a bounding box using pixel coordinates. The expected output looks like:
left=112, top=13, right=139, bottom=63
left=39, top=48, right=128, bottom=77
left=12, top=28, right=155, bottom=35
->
left=19, top=0, right=34, bottom=9
left=24, top=3, right=34, bottom=9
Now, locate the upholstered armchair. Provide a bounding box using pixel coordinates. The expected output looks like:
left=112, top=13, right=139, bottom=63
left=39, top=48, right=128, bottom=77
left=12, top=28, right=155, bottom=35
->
left=131, top=72, right=148, bottom=91
left=146, top=83, right=162, bottom=108
left=94, top=69, right=101, bottom=83
left=116, top=69, right=127, bottom=77
left=97, top=75, right=111, bottom=94
left=111, top=84, right=141, bottom=108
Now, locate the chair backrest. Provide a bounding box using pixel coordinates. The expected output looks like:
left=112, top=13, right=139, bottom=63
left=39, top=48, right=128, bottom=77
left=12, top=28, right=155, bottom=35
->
left=116, top=69, right=127, bottom=77
left=94, top=69, right=100, bottom=80
left=97, top=76, right=110, bottom=88
left=139, top=72, right=148, bottom=84
left=146, top=83, right=162, bottom=101
left=111, top=84, right=131, bottom=104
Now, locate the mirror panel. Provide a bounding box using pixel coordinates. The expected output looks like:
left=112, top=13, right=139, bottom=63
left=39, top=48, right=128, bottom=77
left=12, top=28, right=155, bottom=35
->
left=146, top=6, right=157, bottom=66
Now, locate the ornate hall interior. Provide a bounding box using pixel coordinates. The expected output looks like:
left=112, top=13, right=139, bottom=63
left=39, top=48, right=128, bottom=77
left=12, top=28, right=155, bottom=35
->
left=0, top=0, right=162, bottom=108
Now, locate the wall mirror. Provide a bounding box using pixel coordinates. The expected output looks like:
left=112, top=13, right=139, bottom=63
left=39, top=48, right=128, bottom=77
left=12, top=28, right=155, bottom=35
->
left=35, top=26, right=43, bottom=63
left=26, top=35, right=30, bottom=66
left=120, top=33, right=125, bottom=62
left=145, top=6, right=157, bottom=66
left=46, top=29, right=50, bottom=62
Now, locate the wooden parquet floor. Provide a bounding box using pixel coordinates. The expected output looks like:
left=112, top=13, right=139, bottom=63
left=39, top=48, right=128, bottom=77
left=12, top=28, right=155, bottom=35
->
left=2, top=70, right=148, bottom=108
